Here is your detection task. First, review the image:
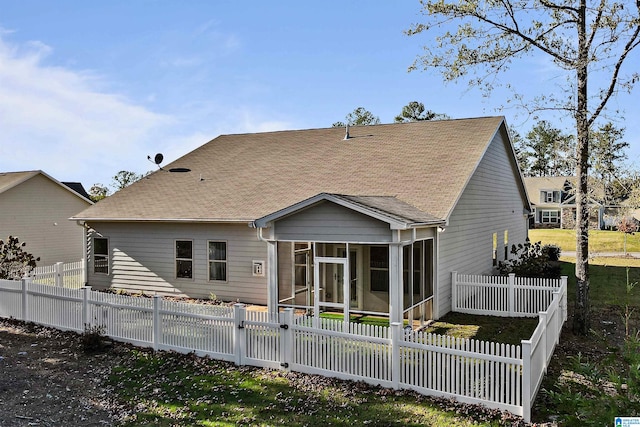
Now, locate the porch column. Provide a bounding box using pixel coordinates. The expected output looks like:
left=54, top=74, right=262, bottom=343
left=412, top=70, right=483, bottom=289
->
left=266, top=241, right=278, bottom=313
left=389, top=242, right=403, bottom=325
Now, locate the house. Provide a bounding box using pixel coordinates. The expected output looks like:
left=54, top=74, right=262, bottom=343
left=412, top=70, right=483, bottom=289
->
left=524, top=176, right=604, bottom=229
left=0, top=171, right=93, bottom=265
left=72, top=117, right=531, bottom=323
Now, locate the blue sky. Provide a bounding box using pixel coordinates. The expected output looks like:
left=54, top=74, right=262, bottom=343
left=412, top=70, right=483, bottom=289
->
left=1, top=1, right=639, bottom=190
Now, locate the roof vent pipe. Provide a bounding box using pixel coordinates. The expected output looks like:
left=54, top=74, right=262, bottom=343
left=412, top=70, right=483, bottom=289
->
left=344, top=123, right=350, bottom=140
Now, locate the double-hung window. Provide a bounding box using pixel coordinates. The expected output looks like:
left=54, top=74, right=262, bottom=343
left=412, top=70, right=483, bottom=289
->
left=93, top=237, right=109, bottom=274
left=208, top=241, right=227, bottom=281
left=176, top=240, right=193, bottom=279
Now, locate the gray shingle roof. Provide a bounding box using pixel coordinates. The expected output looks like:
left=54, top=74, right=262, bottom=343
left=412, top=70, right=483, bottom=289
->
left=74, top=117, right=507, bottom=223
left=335, top=195, right=443, bottom=225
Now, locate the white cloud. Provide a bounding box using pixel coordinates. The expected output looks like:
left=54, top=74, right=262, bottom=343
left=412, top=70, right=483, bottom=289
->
left=0, top=34, right=172, bottom=186
left=0, top=33, right=295, bottom=189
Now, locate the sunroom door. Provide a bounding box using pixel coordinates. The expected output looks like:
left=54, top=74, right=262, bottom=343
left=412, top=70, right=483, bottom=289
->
left=314, top=256, right=349, bottom=324
left=336, top=247, right=362, bottom=310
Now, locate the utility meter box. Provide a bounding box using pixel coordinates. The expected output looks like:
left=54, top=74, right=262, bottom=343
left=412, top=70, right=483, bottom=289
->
left=252, top=260, right=265, bottom=277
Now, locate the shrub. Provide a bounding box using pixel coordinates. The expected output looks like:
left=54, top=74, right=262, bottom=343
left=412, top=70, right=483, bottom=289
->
left=0, top=236, right=40, bottom=280
left=541, top=244, right=561, bottom=262
left=498, top=239, right=561, bottom=278
left=81, top=324, right=110, bottom=353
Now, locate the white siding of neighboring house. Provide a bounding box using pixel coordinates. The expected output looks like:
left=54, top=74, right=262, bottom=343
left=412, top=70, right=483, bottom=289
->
left=0, top=174, right=91, bottom=265
left=86, top=222, right=269, bottom=304
left=436, top=127, right=529, bottom=319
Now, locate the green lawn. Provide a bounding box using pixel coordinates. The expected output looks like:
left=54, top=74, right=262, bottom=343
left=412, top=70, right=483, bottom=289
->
left=110, top=349, right=509, bottom=426
left=560, top=258, right=640, bottom=308
left=320, top=311, right=536, bottom=345
left=426, top=312, right=538, bottom=346
left=529, top=229, right=640, bottom=253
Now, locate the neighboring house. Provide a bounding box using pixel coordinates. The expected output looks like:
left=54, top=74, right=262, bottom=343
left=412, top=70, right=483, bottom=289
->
left=72, top=117, right=530, bottom=323
left=524, top=176, right=604, bottom=230
left=603, top=202, right=640, bottom=230
left=0, top=171, right=93, bottom=265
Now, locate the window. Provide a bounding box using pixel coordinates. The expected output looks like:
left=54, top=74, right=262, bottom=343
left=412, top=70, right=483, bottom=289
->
left=93, top=238, right=109, bottom=274
left=176, top=240, right=193, bottom=279
left=542, top=190, right=561, bottom=203
left=492, top=232, right=498, bottom=266
left=370, top=246, right=389, bottom=292
left=504, top=230, right=509, bottom=260
left=208, top=241, right=227, bottom=281
left=294, top=243, right=310, bottom=287
left=402, top=240, right=434, bottom=310
left=541, top=210, right=560, bottom=223
left=546, top=191, right=554, bottom=202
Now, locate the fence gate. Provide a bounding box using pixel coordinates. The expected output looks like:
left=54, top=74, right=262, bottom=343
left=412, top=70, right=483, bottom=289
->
left=236, top=308, right=284, bottom=370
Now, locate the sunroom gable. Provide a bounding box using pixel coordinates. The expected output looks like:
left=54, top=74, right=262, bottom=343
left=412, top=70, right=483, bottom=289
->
left=253, top=193, right=444, bottom=243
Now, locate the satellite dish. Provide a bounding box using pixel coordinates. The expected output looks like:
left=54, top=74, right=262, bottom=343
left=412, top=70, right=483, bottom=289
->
left=147, top=153, right=165, bottom=170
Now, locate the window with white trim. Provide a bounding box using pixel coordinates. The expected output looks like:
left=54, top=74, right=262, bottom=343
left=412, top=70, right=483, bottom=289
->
left=208, top=241, right=227, bottom=281
left=176, top=240, right=193, bottom=279
left=541, top=210, right=560, bottom=223
left=93, top=237, right=109, bottom=274
left=542, top=190, right=561, bottom=203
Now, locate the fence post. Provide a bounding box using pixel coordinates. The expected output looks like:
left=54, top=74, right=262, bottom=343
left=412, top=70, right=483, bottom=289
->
left=508, top=273, right=515, bottom=316
left=560, top=276, right=568, bottom=323
left=521, top=340, right=532, bottom=424
left=390, top=321, right=402, bottom=390
left=539, top=311, right=548, bottom=373
left=21, top=278, right=30, bottom=322
left=234, top=304, right=246, bottom=366
left=280, top=308, right=294, bottom=370
left=82, top=286, right=92, bottom=330
left=552, top=290, right=561, bottom=344
left=152, top=295, right=162, bottom=351
left=81, top=258, right=87, bottom=285
left=55, top=262, right=63, bottom=287
left=451, top=271, right=457, bottom=312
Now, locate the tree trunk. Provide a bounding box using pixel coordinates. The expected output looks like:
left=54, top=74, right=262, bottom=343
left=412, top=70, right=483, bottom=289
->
left=573, top=0, right=591, bottom=335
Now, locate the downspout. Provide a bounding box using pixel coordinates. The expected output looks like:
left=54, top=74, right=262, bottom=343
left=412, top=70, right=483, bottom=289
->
left=76, top=220, right=89, bottom=286
left=253, top=224, right=278, bottom=313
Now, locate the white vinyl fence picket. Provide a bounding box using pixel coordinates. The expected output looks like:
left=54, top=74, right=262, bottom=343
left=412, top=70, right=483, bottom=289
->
left=452, top=272, right=566, bottom=317
left=31, top=260, right=85, bottom=289
left=0, top=273, right=567, bottom=423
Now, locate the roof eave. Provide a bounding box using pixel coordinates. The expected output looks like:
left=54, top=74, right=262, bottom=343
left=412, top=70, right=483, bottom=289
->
left=71, top=217, right=253, bottom=224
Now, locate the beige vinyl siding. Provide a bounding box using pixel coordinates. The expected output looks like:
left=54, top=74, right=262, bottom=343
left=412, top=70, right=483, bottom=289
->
left=86, top=222, right=268, bottom=304
left=0, top=174, right=90, bottom=265
left=274, top=201, right=393, bottom=243
left=436, top=128, right=528, bottom=318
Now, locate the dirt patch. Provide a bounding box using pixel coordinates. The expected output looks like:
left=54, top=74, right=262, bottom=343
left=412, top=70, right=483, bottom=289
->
left=0, top=319, right=124, bottom=427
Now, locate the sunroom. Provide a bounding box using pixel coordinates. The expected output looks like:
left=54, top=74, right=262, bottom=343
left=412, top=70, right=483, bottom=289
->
left=252, top=193, right=445, bottom=326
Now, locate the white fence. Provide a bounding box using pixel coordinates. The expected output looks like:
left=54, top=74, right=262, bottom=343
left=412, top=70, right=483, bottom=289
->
left=452, top=272, right=567, bottom=317
left=0, top=274, right=567, bottom=423
left=30, top=260, right=85, bottom=289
